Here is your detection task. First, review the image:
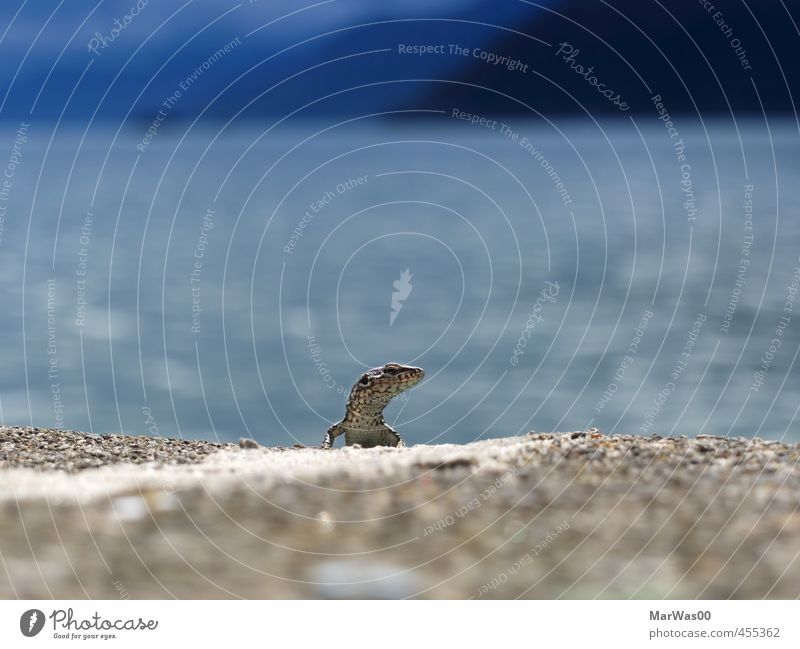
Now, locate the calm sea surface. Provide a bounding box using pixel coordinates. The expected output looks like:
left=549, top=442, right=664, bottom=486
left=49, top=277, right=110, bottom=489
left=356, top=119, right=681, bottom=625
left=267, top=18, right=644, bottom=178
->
left=1, top=118, right=799, bottom=444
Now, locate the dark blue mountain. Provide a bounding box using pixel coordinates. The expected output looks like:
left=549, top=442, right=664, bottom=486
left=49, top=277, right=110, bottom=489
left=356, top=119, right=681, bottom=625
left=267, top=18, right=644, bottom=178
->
left=0, top=0, right=796, bottom=120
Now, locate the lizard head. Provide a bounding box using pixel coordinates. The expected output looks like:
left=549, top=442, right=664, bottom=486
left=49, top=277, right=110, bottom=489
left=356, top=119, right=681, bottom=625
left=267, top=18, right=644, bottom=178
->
left=349, top=363, right=425, bottom=411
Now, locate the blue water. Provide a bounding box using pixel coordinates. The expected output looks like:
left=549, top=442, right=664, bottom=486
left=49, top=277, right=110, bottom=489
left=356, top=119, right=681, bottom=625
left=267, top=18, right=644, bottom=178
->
left=1, top=117, right=799, bottom=444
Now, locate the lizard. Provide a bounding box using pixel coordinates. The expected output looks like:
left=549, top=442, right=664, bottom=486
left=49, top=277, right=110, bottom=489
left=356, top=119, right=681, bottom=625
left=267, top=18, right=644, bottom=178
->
left=321, top=363, right=424, bottom=449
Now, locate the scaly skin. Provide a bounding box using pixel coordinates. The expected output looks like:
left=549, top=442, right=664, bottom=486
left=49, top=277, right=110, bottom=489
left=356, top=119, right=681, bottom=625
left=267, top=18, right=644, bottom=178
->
left=321, top=363, right=424, bottom=449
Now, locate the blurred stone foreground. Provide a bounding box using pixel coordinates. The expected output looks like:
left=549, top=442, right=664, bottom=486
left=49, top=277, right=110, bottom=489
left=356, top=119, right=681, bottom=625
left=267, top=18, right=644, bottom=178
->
left=1, top=426, right=799, bottom=599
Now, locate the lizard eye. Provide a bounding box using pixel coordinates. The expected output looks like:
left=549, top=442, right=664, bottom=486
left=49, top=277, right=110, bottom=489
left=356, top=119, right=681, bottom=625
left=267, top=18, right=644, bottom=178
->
left=359, top=376, right=370, bottom=385
left=384, top=365, right=398, bottom=374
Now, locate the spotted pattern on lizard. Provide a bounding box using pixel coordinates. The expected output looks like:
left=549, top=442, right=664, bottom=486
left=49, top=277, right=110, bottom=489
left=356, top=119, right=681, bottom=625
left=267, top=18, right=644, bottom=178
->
left=321, top=363, right=424, bottom=449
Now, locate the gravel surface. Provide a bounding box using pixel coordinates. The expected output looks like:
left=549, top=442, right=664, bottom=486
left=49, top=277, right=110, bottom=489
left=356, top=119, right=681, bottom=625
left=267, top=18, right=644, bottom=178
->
left=1, top=427, right=228, bottom=471
left=1, top=426, right=799, bottom=599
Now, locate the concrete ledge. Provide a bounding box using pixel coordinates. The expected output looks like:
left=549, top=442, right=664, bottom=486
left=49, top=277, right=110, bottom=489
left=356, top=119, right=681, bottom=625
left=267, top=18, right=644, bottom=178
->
left=1, top=427, right=799, bottom=598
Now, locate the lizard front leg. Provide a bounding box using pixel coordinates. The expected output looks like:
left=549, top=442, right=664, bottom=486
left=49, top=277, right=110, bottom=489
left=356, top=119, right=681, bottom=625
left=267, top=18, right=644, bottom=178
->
left=321, top=422, right=346, bottom=449
left=383, top=424, right=406, bottom=448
